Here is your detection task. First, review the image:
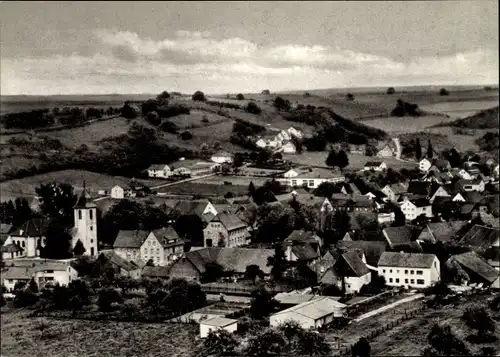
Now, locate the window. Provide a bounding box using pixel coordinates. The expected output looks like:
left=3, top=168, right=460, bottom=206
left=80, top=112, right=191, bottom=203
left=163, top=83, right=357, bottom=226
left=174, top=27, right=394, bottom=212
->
left=291, top=180, right=297, bottom=186
left=395, top=278, right=400, bottom=283
left=389, top=278, right=393, bottom=283
left=389, top=269, right=393, bottom=273
left=46, top=270, right=54, bottom=273
left=90, top=247, right=94, bottom=255
left=405, top=279, right=408, bottom=283
left=411, top=279, right=415, bottom=284
left=22, top=241, right=25, bottom=247
left=309, top=180, right=314, bottom=187
left=89, top=210, right=93, bottom=220
left=91, top=239, right=93, bottom=243
left=417, top=279, right=425, bottom=285
left=416, top=270, right=423, bottom=275
left=90, top=226, right=93, bottom=231
left=78, top=210, right=82, bottom=219
left=397, top=270, right=400, bottom=273
left=404, top=270, right=408, bottom=274
left=382, top=269, right=386, bottom=273
left=410, top=270, right=414, bottom=275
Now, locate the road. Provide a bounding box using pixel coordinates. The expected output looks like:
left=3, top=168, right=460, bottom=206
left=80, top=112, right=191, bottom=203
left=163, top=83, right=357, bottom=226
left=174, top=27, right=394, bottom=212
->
left=353, top=293, right=424, bottom=322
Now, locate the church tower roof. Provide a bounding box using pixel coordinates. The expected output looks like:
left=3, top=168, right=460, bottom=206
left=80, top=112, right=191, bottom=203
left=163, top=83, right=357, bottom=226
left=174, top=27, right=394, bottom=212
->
left=74, top=181, right=97, bottom=209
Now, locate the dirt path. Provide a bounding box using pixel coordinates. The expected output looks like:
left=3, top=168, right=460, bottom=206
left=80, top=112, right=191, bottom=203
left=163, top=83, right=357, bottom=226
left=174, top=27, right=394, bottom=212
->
left=354, top=293, right=424, bottom=322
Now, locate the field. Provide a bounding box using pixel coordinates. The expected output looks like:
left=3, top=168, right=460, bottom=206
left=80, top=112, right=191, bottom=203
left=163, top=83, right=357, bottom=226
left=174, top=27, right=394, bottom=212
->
left=0, top=169, right=159, bottom=201
left=283, top=152, right=418, bottom=171
left=156, top=182, right=248, bottom=198
left=0, top=309, right=198, bottom=357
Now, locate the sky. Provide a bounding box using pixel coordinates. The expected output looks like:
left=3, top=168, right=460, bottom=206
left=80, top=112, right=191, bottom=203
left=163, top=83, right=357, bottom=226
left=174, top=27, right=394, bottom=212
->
left=1, top=1, right=498, bottom=95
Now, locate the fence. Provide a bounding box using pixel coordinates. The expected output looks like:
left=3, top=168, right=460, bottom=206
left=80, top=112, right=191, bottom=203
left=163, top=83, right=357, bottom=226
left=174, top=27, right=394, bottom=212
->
left=200, top=283, right=289, bottom=296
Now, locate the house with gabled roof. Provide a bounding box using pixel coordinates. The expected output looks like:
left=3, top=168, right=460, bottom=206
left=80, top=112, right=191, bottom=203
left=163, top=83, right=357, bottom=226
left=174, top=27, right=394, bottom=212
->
left=333, top=250, right=372, bottom=294
left=283, top=230, right=322, bottom=264
left=399, top=197, right=433, bottom=221
left=210, top=151, right=234, bottom=164
left=378, top=252, right=440, bottom=288
left=203, top=212, right=250, bottom=248
left=363, top=161, right=388, bottom=172
left=458, top=225, right=499, bottom=252
left=416, top=221, right=468, bottom=245
left=382, top=225, right=423, bottom=251
left=147, top=164, right=171, bottom=178
left=381, top=183, right=407, bottom=202
left=2, top=218, right=51, bottom=259
left=376, top=140, right=397, bottom=158
left=336, top=240, right=386, bottom=267
left=457, top=179, right=485, bottom=192
left=98, top=250, right=142, bottom=279
left=172, top=199, right=218, bottom=223
left=446, top=251, right=499, bottom=289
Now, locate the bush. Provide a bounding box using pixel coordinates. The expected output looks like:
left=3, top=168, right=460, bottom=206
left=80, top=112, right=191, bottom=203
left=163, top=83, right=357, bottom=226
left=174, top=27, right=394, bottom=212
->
left=180, top=131, right=193, bottom=140
left=246, top=102, right=262, bottom=115
left=146, top=111, right=161, bottom=126
left=98, top=287, right=123, bottom=312
left=192, top=91, right=206, bottom=102
left=156, top=104, right=190, bottom=118
left=387, top=87, right=396, bottom=94
left=440, top=88, right=450, bottom=96
left=346, top=93, right=355, bottom=101
left=261, top=89, right=271, bottom=95
left=159, top=120, right=179, bottom=133
left=13, top=289, right=39, bottom=308
left=274, top=96, right=291, bottom=111
left=201, top=115, right=209, bottom=123
left=236, top=93, right=245, bottom=100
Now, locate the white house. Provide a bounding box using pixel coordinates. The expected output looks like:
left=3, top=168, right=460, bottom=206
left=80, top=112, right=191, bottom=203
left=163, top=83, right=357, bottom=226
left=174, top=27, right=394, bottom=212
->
left=147, top=164, right=171, bottom=178
left=2, top=218, right=49, bottom=258
left=363, top=161, right=387, bottom=172
left=211, top=151, right=233, bottom=164
left=333, top=250, right=372, bottom=294
left=452, top=192, right=466, bottom=202
left=429, top=186, right=451, bottom=204
left=199, top=317, right=238, bottom=338
left=381, top=183, right=407, bottom=202
left=171, top=160, right=221, bottom=177
left=399, top=197, right=433, bottom=221
left=458, top=179, right=485, bottom=192
left=457, top=169, right=473, bottom=180
left=288, top=127, right=303, bottom=139
left=72, top=187, right=99, bottom=257
left=279, top=168, right=345, bottom=189
left=282, top=142, right=297, bottom=154
left=110, top=185, right=124, bottom=199
left=419, top=158, right=432, bottom=172
left=269, top=297, right=346, bottom=329
left=1, top=259, right=79, bottom=292
left=378, top=252, right=440, bottom=289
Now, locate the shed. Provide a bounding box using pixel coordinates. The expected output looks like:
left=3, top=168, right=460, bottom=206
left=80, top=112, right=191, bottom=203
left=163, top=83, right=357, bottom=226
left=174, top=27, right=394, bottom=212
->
left=199, top=316, right=238, bottom=338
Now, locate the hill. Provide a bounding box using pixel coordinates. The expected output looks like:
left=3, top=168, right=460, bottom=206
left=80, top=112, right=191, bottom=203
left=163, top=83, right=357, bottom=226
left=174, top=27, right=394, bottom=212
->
left=434, top=106, right=499, bottom=129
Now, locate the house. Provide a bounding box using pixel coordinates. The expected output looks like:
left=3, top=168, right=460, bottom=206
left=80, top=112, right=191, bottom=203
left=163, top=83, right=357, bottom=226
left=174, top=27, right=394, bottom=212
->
left=447, top=252, right=500, bottom=289
left=142, top=265, right=170, bottom=280
left=428, top=185, right=452, bottom=204
left=378, top=252, right=440, bottom=288
left=274, top=292, right=324, bottom=306
left=458, top=225, right=499, bottom=252
left=203, top=212, right=250, bottom=247
left=419, top=158, right=432, bottom=172
left=269, top=297, right=346, bottom=329
left=352, top=195, right=375, bottom=213
left=376, top=140, right=397, bottom=158
left=456, top=169, right=474, bottom=180
left=422, top=171, right=454, bottom=185
left=483, top=247, right=500, bottom=272
left=279, top=167, right=345, bottom=189
left=430, top=159, right=451, bottom=172
left=336, top=240, right=386, bottom=267
left=211, top=151, right=233, bottom=164
left=283, top=230, right=322, bottom=264
left=113, top=227, right=184, bottom=266
left=110, top=185, right=125, bottom=199
left=333, top=250, right=372, bottom=294
left=349, top=144, right=366, bottom=155
left=457, top=179, right=485, bottom=192
left=284, top=230, right=323, bottom=248
left=494, top=164, right=499, bottom=179
left=147, top=164, right=171, bottom=178
left=1, top=243, right=24, bottom=260
left=98, top=251, right=142, bottom=279
left=167, top=247, right=275, bottom=281
left=363, top=161, right=387, bottom=172
left=200, top=317, right=238, bottom=338
left=170, top=160, right=221, bottom=177
left=2, top=218, right=50, bottom=258
left=382, top=225, right=422, bottom=250
left=1, top=259, right=79, bottom=292
left=0, top=223, right=13, bottom=244
left=329, top=193, right=352, bottom=211
left=71, top=186, right=99, bottom=256
left=381, top=183, right=407, bottom=202
left=377, top=208, right=396, bottom=225
left=172, top=199, right=218, bottom=223
left=288, top=126, right=303, bottom=139
left=406, top=181, right=438, bottom=199
left=399, top=197, right=432, bottom=221
left=416, top=221, right=468, bottom=245
left=281, top=142, right=297, bottom=154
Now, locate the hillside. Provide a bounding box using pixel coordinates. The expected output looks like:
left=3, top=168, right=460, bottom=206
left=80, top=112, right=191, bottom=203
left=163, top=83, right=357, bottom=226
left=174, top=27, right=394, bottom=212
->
left=435, top=106, right=499, bottom=129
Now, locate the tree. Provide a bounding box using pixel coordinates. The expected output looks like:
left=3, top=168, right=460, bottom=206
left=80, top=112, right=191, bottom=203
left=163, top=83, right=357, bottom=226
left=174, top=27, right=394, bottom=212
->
left=201, top=262, right=226, bottom=283
left=236, top=93, right=245, bottom=100
left=180, top=131, right=193, bottom=140
left=98, top=287, right=123, bottom=312
left=244, top=329, right=286, bottom=357
left=423, top=323, right=470, bottom=356
left=462, top=307, right=495, bottom=337
left=156, top=91, right=170, bottom=105
left=120, top=102, right=138, bottom=119
left=415, top=138, right=422, bottom=160
left=146, top=111, right=161, bottom=126
left=346, top=93, right=355, bottom=101
left=246, top=102, right=262, bottom=114
left=141, top=99, right=159, bottom=115
left=326, top=149, right=338, bottom=168
left=35, top=182, right=77, bottom=222
left=427, top=140, right=434, bottom=159
left=115, top=275, right=139, bottom=295
left=274, top=96, right=290, bottom=111
left=352, top=337, right=370, bottom=357
left=336, top=150, right=349, bottom=170
left=28, top=278, right=39, bottom=293
left=13, top=289, right=39, bottom=308
left=262, top=89, right=271, bottom=95
left=248, top=181, right=256, bottom=198
left=290, top=135, right=303, bottom=154
left=73, top=239, right=86, bottom=256
left=440, top=88, right=450, bottom=96
left=41, top=218, right=73, bottom=259
left=278, top=321, right=304, bottom=346
left=250, top=286, right=279, bottom=319
left=267, top=245, right=288, bottom=281
left=297, top=330, right=331, bottom=357
left=245, top=264, right=264, bottom=284
left=200, top=329, right=239, bottom=357
left=192, top=91, right=206, bottom=101
left=387, top=87, right=396, bottom=95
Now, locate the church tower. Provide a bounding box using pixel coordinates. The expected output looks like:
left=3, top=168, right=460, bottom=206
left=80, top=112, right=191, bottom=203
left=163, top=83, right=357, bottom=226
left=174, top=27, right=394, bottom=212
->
left=72, top=182, right=98, bottom=257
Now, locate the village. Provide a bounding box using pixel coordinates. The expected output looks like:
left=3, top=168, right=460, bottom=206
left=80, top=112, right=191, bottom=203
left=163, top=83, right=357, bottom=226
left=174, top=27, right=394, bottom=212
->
left=1, top=123, right=499, bottom=356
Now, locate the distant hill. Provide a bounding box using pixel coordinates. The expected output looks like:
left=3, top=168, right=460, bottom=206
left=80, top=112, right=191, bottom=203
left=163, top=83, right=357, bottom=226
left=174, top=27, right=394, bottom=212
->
left=438, top=106, right=499, bottom=129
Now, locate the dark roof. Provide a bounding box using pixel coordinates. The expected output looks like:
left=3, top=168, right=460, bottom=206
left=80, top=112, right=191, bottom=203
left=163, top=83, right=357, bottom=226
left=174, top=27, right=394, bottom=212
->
left=460, top=203, right=477, bottom=214
left=386, top=184, right=407, bottom=195
left=383, top=225, right=421, bottom=246
left=74, top=187, right=96, bottom=208
left=431, top=159, right=451, bottom=170
left=378, top=252, right=437, bottom=268
left=212, top=212, right=247, bottom=231
left=336, top=240, right=386, bottom=266
left=292, top=244, right=320, bottom=261
left=173, top=199, right=211, bottom=217
left=10, top=218, right=51, bottom=237
left=172, top=247, right=275, bottom=275
left=1, top=243, right=23, bottom=253
left=417, top=221, right=468, bottom=244
left=459, top=225, right=499, bottom=249
left=99, top=251, right=140, bottom=272
left=463, top=191, right=485, bottom=204
left=409, top=198, right=431, bottom=208
left=0, top=223, right=13, bottom=235
left=148, top=164, right=169, bottom=170
left=353, top=195, right=374, bottom=207
left=334, top=250, right=370, bottom=277
left=457, top=179, right=483, bottom=186
left=407, top=181, right=437, bottom=196
left=151, top=227, right=183, bottom=247
left=364, top=161, right=384, bottom=167
left=451, top=252, right=499, bottom=284
left=483, top=247, right=500, bottom=262
left=142, top=265, right=170, bottom=278
left=113, top=230, right=149, bottom=248
left=285, top=230, right=320, bottom=244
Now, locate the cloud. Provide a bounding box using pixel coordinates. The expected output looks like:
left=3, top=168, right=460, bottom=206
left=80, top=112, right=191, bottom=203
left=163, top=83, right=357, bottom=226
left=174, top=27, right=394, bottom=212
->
left=1, top=29, right=498, bottom=95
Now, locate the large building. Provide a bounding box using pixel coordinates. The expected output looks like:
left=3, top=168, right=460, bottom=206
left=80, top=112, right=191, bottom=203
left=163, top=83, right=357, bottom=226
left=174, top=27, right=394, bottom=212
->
left=378, top=252, right=440, bottom=289
left=203, top=212, right=250, bottom=248
left=71, top=187, right=99, bottom=257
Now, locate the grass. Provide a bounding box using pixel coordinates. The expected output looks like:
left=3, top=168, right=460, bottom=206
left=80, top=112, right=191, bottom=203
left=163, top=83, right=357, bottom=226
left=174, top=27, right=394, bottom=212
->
left=156, top=182, right=249, bottom=198
left=0, top=169, right=159, bottom=200
left=0, top=308, right=198, bottom=357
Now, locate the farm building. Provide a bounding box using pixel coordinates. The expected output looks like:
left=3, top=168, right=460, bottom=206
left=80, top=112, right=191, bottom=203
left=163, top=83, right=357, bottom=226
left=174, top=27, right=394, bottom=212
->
left=363, top=161, right=387, bottom=172
left=333, top=250, right=372, bottom=294
left=97, top=250, right=142, bottom=279
left=110, top=185, right=124, bottom=199
left=278, top=167, right=345, bottom=189
left=203, top=212, right=250, bottom=248
left=378, top=252, right=440, bottom=289
left=199, top=317, right=238, bottom=338
left=211, top=151, right=233, bottom=164
left=147, top=164, right=171, bottom=178
left=269, top=297, right=346, bottom=329
left=446, top=251, right=500, bottom=289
